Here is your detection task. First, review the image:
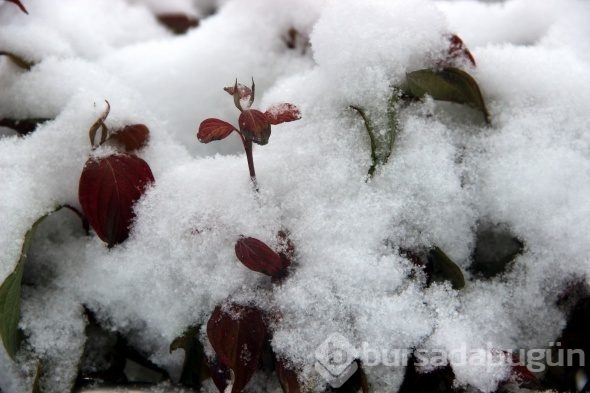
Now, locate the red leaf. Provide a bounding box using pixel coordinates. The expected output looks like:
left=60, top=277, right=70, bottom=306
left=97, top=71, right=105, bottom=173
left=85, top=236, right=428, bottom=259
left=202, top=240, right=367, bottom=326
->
left=157, top=13, right=199, bottom=35
left=235, top=237, right=289, bottom=277
left=445, top=34, right=476, bottom=67
left=275, top=230, right=295, bottom=283
left=197, top=118, right=236, bottom=143
left=206, top=355, right=232, bottom=393
left=238, top=109, right=271, bottom=145
left=506, top=352, right=538, bottom=386
left=207, top=303, right=267, bottom=393
left=110, top=124, right=150, bottom=151
left=6, top=0, right=28, bottom=14
left=223, top=83, right=252, bottom=100
left=264, top=103, right=301, bottom=125
left=276, top=359, right=304, bottom=393
left=78, top=154, right=154, bottom=247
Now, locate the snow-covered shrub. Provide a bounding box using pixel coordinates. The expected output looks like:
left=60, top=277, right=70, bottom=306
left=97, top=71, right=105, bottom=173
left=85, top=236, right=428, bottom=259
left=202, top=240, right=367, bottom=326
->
left=1, top=0, right=589, bottom=392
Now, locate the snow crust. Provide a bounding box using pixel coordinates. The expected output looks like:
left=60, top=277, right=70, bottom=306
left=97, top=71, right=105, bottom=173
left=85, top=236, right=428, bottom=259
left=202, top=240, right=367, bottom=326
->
left=1, top=0, right=589, bottom=391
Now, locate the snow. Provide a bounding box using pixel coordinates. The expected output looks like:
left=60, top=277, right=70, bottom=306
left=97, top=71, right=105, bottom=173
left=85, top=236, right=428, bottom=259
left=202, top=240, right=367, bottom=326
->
left=1, top=0, right=590, bottom=392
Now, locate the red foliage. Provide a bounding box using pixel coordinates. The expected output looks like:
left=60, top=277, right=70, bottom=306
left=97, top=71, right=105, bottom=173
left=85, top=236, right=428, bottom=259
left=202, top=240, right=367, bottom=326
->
left=207, top=303, right=267, bottom=393
left=78, top=154, right=154, bottom=247
left=224, top=83, right=252, bottom=100
left=157, top=13, right=199, bottom=35
left=235, top=237, right=289, bottom=277
left=238, top=109, right=271, bottom=145
left=197, top=118, right=237, bottom=143
left=264, top=103, right=301, bottom=125
left=445, top=34, right=476, bottom=67
left=276, top=359, right=304, bottom=393
left=111, top=124, right=150, bottom=151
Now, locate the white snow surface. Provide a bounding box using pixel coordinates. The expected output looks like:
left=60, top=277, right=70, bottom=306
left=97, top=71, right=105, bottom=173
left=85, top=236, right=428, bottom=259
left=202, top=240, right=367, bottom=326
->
left=1, top=0, right=589, bottom=392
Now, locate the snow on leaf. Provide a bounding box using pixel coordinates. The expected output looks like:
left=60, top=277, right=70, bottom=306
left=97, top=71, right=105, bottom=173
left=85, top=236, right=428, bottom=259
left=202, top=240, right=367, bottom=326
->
left=403, top=67, right=490, bottom=124
left=264, top=103, right=301, bottom=125
left=350, top=90, right=398, bottom=178
left=78, top=154, right=154, bottom=247
left=197, top=118, right=237, bottom=143
left=445, top=34, right=476, bottom=68
left=223, top=83, right=252, bottom=100
left=207, top=303, right=267, bottom=393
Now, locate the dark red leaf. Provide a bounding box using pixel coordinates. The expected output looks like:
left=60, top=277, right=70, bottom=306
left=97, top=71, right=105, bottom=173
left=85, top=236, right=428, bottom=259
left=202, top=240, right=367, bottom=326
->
left=78, top=154, right=154, bottom=247
left=505, top=352, right=538, bottom=386
left=206, top=355, right=231, bottom=393
left=223, top=83, right=252, bottom=100
left=235, top=237, right=289, bottom=277
left=157, top=13, right=199, bottom=35
left=238, top=109, right=271, bottom=145
left=207, top=303, right=267, bottom=393
left=6, top=0, right=28, bottom=14
left=276, top=230, right=295, bottom=261
left=283, top=27, right=298, bottom=50
left=445, top=34, right=476, bottom=67
left=197, top=118, right=236, bottom=143
left=264, top=103, right=301, bottom=125
left=276, top=359, right=304, bottom=393
left=110, top=124, right=150, bottom=152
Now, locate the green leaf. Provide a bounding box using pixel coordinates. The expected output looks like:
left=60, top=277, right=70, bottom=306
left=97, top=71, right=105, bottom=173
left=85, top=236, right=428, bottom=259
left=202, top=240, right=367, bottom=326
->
left=170, top=325, right=208, bottom=388
left=404, top=67, right=490, bottom=124
left=0, top=51, right=34, bottom=70
left=470, top=224, right=524, bottom=278
left=0, top=213, right=50, bottom=358
left=428, top=247, right=465, bottom=290
left=350, top=93, right=398, bottom=178
left=0, top=249, right=24, bottom=358
left=0, top=205, right=83, bottom=358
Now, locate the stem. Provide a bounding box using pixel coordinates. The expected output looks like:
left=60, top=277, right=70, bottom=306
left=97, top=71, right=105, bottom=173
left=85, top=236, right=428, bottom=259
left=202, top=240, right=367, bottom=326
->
left=61, top=204, right=90, bottom=235
left=239, top=133, right=258, bottom=191
left=350, top=105, right=378, bottom=178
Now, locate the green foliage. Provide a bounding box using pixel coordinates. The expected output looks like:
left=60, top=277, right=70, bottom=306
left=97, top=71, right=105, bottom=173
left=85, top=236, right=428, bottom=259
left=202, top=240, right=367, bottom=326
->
left=0, top=213, right=50, bottom=358
left=350, top=90, right=399, bottom=178
left=403, top=67, right=490, bottom=124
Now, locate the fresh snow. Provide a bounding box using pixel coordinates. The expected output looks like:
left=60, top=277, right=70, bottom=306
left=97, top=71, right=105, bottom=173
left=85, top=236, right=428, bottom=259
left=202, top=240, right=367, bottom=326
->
left=1, top=0, right=589, bottom=392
